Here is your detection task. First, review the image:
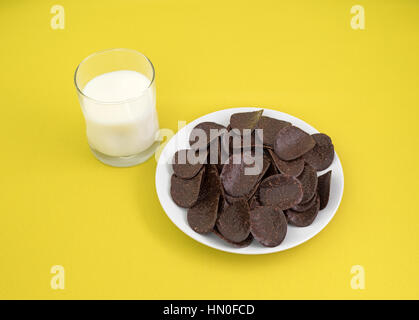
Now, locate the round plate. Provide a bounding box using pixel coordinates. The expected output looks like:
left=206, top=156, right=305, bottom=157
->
left=155, top=107, right=344, bottom=254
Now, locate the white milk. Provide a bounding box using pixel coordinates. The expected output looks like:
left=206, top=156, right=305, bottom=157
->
left=81, top=70, right=158, bottom=157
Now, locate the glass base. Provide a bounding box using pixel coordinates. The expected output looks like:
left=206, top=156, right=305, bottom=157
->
left=90, top=141, right=160, bottom=167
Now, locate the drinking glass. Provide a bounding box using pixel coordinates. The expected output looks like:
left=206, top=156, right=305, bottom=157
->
left=74, top=48, right=159, bottom=167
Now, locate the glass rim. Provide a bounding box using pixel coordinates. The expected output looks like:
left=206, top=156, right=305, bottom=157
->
left=74, top=48, right=155, bottom=105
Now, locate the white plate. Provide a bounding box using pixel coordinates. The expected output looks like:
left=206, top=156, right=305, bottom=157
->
left=155, top=107, right=344, bottom=255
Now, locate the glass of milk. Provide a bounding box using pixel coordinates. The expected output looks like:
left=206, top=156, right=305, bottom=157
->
left=74, top=48, right=160, bottom=167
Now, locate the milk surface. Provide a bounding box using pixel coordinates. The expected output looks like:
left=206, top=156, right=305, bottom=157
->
left=81, top=70, right=158, bottom=157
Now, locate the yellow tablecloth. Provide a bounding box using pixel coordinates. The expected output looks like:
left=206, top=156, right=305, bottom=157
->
left=0, top=0, right=418, bottom=299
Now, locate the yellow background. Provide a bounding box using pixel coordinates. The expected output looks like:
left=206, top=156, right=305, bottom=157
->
left=0, top=0, right=418, bottom=299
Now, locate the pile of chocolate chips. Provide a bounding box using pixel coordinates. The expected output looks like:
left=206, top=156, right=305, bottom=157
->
left=170, top=109, right=333, bottom=248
